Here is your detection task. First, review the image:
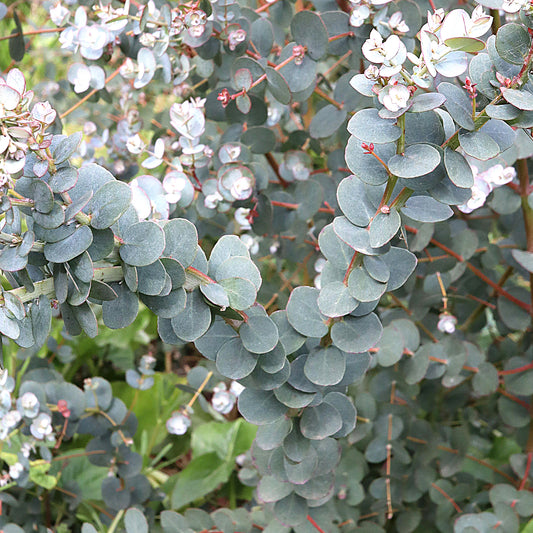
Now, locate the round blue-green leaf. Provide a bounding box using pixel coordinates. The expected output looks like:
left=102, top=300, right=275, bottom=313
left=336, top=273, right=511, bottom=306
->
left=496, top=23, right=531, bottom=65
left=274, top=493, right=308, bottom=527
left=410, top=92, right=447, bottom=113
left=304, top=347, right=346, bottom=386
left=241, top=126, right=276, bottom=154
left=348, top=267, right=387, bottom=303
left=443, top=148, right=474, bottom=188
left=317, top=281, right=358, bottom=318
left=363, top=256, right=390, bottom=283
left=309, top=104, right=346, bottom=139
left=124, top=508, right=148, bottom=533
left=501, top=88, right=533, bottom=111
left=472, top=362, right=499, bottom=396
left=266, top=67, right=291, bottom=105
left=318, top=224, right=355, bottom=271
left=236, top=94, right=251, bottom=114
left=44, top=225, right=93, bottom=263
left=276, top=44, right=316, bottom=93
left=238, top=389, right=287, bottom=425
left=333, top=216, right=390, bottom=256
left=171, top=290, right=211, bottom=342
left=215, top=256, right=261, bottom=290
left=216, top=337, right=257, bottom=379
left=437, top=82, right=475, bottom=130
left=336, top=175, right=375, bottom=227
left=401, top=196, right=453, bottom=222
left=382, top=246, right=417, bottom=290
left=102, top=283, right=139, bottom=329
left=331, top=313, right=383, bottom=353
left=271, top=310, right=306, bottom=355
left=369, top=210, right=401, bottom=248
left=88, top=181, right=132, bottom=230
left=286, top=286, right=328, bottom=338
left=163, top=219, right=198, bottom=268
left=345, top=137, right=395, bottom=186
left=200, top=282, right=229, bottom=309
left=348, top=109, right=401, bottom=144
left=257, top=475, right=293, bottom=503
left=0, top=307, right=20, bottom=339
left=459, top=130, right=501, bottom=160
left=137, top=260, right=167, bottom=295
left=218, top=277, right=257, bottom=310
left=239, top=315, right=279, bottom=354
left=251, top=18, right=274, bottom=58
left=324, top=392, right=356, bottom=438
left=194, top=316, right=238, bottom=361
left=31, top=180, right=54, bottom=214
left=291, top=10, right=328, bottom=60
left=444, top=36, right=485, bottom=53
left=120, top=221, right=165, bottom=267
left=208, top=234, right=249, bottom=275
left=388, top=144, right=441, bottom=179
left=512, top=249, right=533, bottom=272
left=300, top=402, right=342, bottom=440
left=48, top=166, right=78, bottom=193
left=256, top=417, right=293, bottom=451
left=141, top=288, right=186, bottom=318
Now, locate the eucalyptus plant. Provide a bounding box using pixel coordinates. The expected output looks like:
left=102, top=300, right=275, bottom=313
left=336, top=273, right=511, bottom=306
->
left=1, top=0, right=533, bottom=531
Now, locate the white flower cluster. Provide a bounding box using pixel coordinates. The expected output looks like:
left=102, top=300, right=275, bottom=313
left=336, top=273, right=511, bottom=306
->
left=125, top=354, right=157, bottom=390
left=359, top=7, right=492, bottom=113
left=501, top=0, right=533, bottom=15
left=0, top=369, right=56, bottom=487
left=458, top=164, right=516, bottom=214
left=0, top=69, right=57, bottom=188
left=348, top=0, right=396, bottom=29
left=211, top=381, right=244, bottom=414
left=170, top=97, right=211, bottom=168
left=437, top=313, right=458, bottom=334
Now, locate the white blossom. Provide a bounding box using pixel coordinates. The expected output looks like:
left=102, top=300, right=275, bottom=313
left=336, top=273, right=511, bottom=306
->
left=30, top=413, right=53, bottom=440
left=166, top=411, right=191, bottom=435
left=235, top=207, right=251, bottom=230
left=8, top=462, right=23, bottom=480
left=362, top=30, right=401, bottom=64
left=440, top=7, right=492, bottom=42
left=381, top=83, right=410, bottom=112
left=163, top=171, right=189, bottom=203
left=437, top=313, right=457, bottom=334
left=16, top=392, right=40, bottom=418
left=126, top=134, right=146, bottom=155
left=50, top=1, right=70, bottom=26
left=385, top=11, right=409, bottom=34
left=204, top=191, right=224, bottom=209
left=230, top=175, right=253, bottom=200
left=314, top=257, right=326, bottom=273
left=350, top=5, right=370, bottom=27
left=240, top=234, right=259, bottom=254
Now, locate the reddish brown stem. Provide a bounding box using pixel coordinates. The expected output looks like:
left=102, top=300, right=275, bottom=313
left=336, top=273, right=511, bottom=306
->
left=405, top=226, right=531, bottom=313
left=0, top=26, right=64, bottom=42
left=518, top=452, right=532, bottom=490
left=498, top=388, right=530, bottom=410
left=499, top=362, right=533, bottom=376
left=314, top=86, right=343, bottom=110
left=265, top=153, right=289, bottom=188
left=60, top=62, right=125, bottom=120
left=431, top=483, right=462, bottom=513
left=307, top=516, right=326, bottom=533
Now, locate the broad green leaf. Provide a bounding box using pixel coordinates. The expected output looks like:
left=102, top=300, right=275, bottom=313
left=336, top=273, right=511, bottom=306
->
left=331, top=313, right=383, bottom=353
left=44, top=225, right=93, bottom=263
left=286, top=286, right=328, bottom=338
left=120, top=221, right=165, bottom=267
left=388, top=144, right=441, bottom=179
